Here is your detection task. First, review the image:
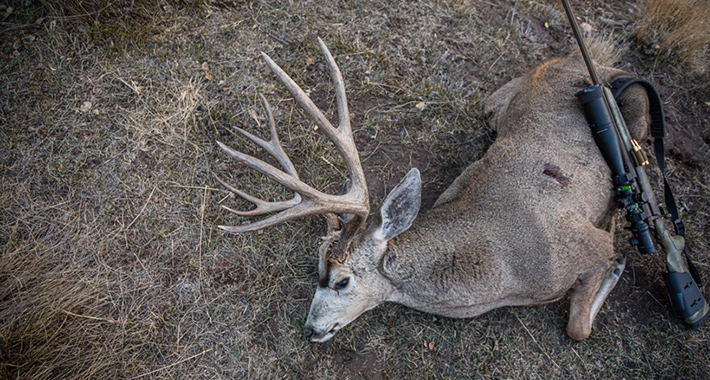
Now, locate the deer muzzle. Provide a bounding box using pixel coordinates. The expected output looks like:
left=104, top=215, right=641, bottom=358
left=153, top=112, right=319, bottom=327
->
left=303, top=323, right=340, bottom=343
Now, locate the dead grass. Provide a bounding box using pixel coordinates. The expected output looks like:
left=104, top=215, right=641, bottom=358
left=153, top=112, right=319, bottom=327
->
left=635, top=0, right=710, bottom=72
left=586, top=32, right=628, bottom=67
left=1, top=0, right=710, bottom=379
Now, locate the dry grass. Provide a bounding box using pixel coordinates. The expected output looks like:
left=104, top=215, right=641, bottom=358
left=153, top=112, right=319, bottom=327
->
left=635, top=0, right=710, bottom=71
left=1, top=0, right=710, bottom=379
left=586, top=32, right=628, bottom=67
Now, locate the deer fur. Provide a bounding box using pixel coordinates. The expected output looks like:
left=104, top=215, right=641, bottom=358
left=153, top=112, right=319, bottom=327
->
left=303, top=53, right=650, bottom=342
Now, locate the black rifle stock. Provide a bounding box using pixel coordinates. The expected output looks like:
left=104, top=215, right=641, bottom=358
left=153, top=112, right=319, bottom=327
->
left=561, top=0, right=709, bottom=328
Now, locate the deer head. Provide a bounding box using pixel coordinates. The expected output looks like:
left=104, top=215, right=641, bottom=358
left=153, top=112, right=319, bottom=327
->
left=214, top=39, right=421, bottom=342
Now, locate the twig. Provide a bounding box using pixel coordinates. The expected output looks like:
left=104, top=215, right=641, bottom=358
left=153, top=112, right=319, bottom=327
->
left=365, top=81, right=403, bottom=90
left=130, top=349, right=212, bottom=379
left=114, top=76, right=142, bottom=96
left=511, top=0, right=520, bottom=24
left=570, top=346, right=586, bottom=369
left=516, top=316, right=562, bottom=370
left=646, top=290, right=665, bottom=309
left=62, top=310, right=119, bottom=324
left=198, top=186, right=208, bottom=302
left=169, top=184, right=220, bottom=191
left=126, top=185, right=158, bottom=230
left=246, top=7, right=291, bottom=45
left=488, top=54, right=505, bottom=72
left=320, top=156, right=347, bottom=181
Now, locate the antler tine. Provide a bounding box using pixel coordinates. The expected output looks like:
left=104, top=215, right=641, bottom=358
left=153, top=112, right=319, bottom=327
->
left=260, top=93, right=296, bottom=174
left=261, top=42, right=369, bottom=217
left=216, top=140, right=319, bottom=199
left=317, top=38, right=351, bottom=135
left=315, top=38, right=367, bottom=194
left=232, top=94, right=300, bottom=178
left=218, top=199, right=322, bottom=233
left=261, top=52, right=336, bottom=139
left=212, top=172, right=299, bottom=216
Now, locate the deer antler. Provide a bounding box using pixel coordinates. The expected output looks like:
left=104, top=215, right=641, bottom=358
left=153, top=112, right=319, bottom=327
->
left=213, top=94, right=302, bottom=217
left=216, top=38, right=369, bottom=233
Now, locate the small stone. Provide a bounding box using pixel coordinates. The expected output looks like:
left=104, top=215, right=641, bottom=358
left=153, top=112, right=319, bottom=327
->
left=580, top=22, right=593, bottom=35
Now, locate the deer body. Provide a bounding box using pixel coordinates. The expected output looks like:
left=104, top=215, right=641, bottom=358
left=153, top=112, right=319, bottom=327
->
left=216, top=42, right=649, bottom=342
left=383, top=57, right=624, bottom=319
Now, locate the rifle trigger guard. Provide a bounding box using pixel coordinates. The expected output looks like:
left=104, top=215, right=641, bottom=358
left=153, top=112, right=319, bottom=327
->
left=673, top=219, right=686, bottom=237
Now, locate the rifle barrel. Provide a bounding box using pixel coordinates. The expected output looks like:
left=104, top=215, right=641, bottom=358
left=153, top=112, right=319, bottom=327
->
left=561, top=0, right=600, bottom=85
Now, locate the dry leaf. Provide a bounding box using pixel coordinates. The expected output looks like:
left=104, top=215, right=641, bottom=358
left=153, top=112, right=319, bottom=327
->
left=248, top=109, right=259, bottom=123
left=305, top=57, right=314, bottom=65
left=80, top=101, right=92, bottom=113
left=428, top=341, right=435, bottom=350
left=415, top=101, right=427, bottom=110
left=205, top=72, right=213, bottom=81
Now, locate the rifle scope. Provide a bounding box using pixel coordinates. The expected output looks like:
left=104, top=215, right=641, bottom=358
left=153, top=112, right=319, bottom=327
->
left=577, top=85, right=656, bottom=254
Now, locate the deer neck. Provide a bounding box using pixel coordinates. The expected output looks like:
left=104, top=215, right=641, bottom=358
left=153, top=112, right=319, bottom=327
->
left=379, top=204, right=494, bottom=314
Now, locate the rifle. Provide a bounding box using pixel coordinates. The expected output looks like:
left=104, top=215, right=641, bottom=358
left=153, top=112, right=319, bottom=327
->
left=561, top=0, right=709, bottom=328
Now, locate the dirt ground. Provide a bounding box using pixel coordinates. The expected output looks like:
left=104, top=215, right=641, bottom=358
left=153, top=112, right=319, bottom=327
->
left=1, top=0, right=709, bottom=379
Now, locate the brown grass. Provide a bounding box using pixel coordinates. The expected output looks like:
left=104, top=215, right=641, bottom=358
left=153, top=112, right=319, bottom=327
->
left=635, top=0, right=710, bottom=71
left=586, top=32, right=628, bottom=67
left=1, top=0, right=710, bottom=379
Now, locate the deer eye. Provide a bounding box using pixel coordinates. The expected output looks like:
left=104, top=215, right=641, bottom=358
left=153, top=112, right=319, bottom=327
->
left=334, top=278, right=349, bottom=290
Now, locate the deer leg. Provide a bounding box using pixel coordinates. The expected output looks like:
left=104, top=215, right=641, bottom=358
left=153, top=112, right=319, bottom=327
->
left=567, top=257, right=625, bottom=340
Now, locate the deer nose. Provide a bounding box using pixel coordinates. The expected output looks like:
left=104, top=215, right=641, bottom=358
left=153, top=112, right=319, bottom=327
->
left=303, top=327, right=314, bottom=340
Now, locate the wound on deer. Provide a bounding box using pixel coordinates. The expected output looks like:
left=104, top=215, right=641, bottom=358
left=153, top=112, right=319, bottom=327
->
left=543, top=163, right=571, bottom=187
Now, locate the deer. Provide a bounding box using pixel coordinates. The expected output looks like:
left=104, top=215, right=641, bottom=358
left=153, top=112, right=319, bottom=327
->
left=214, top=38, right=652, bottom=342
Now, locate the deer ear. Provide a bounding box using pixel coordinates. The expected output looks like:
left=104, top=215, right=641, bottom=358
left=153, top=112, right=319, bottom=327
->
left=376, top=168, right=421, bottom=241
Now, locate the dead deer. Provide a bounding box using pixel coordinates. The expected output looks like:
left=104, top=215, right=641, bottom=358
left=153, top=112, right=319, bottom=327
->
left=215, top=39, right=651, bottom=342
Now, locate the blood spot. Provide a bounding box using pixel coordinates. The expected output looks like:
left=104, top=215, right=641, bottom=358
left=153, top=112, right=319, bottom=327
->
left=543, top=163, right=571, bottom=187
